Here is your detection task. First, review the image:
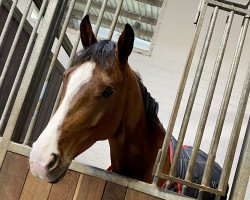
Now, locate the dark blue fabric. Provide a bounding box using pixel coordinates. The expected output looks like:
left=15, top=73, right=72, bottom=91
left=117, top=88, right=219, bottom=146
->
left=170, top=137, right=224, bottom=199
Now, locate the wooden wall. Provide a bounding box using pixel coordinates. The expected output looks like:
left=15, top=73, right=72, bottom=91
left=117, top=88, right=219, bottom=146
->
left=0, top=152, right=163, bottom=200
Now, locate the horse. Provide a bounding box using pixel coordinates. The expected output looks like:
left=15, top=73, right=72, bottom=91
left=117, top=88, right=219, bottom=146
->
left=29, top=15, right=227, bottom=199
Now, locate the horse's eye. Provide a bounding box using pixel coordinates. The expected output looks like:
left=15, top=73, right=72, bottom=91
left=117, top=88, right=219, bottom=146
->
left=102, top=87, right=115, bottom=98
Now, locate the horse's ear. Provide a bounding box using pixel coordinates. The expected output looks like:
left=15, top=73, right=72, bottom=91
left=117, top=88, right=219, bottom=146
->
left=117, top=24, right=134, bottom=64
left=80, top=15, right=97, bottom=48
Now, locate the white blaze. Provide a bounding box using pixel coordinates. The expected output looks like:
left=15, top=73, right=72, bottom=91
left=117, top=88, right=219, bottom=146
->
left=30, top=61, right=95, bottom=176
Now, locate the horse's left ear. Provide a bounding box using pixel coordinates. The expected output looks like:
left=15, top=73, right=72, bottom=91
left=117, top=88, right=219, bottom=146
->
left=80, top=15, right=97, bottom=48
left=117, top=24, right=134, bottom=64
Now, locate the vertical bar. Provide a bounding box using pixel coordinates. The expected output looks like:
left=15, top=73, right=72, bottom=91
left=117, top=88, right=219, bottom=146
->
left=107, top=0, right=124, bottom=40
left=0, top=0, right=49, bottom=135
left=23, top=0, right=77, bottom=145
left=194, top=0, right=203, bottom=24
left=0, top=0, right=68, bottom=167
left=218, top=54, right=250, bottom=192
left=0, top=0, right=33, bottom=89
left=0, top=0, right=18, bottom=50
left=229, top=117, right=250, bottom=200
left=182, top=11, right=234, bottom=193
left=169, top=6, right=219, bottom=178
left=68, top=0, right=92, bottom=66
left=50, top=0, right=93, bottom=117
left=155, top=0, right=208, bottom=178
left=201, top=15, right=249, bottom=187
left=94, top=0, right=108, bottom=36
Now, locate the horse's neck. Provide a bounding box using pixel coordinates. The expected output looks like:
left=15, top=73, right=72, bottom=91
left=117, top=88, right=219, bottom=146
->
left=108, top=69, right=167, bottom=183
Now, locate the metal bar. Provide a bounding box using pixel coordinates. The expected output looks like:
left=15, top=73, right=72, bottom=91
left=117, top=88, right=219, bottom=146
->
left=0, top=0, right=18, bottom=51
left=107, top=0, right=124, bottom=40
left=154, top=0, right=208, bottom=179
left=194, top=0, right=203, bottom=24
left=218, top=55, right=250, bottom=192
left=229, top=117, right=250, bottom=200
left=23, top=0, right=77, bottom=145
left=211, top=0, right=249, bottom=9
left=169, top=6, right=219, bottom=179
left=182, top=11, right=234, bottom=194
left=201, top=15, right=249, bottom=187
left=207, top=0, right=249, bottom=16
left=50, top=0, right=92, bottom=118
left=0, top=0, right=67, bottom=167
left=159, top=173, right=224, bottom=195
left=0, top=0, right=33, bottom=89
left=94, top=0, right=108, bottom=36
left=5, top=142, right=192, bottom=200
left=51, top=84, right=63, bottom=116
left=68, top=0, right=92, bottom=66
left=0, top=0, right=49, bottom=135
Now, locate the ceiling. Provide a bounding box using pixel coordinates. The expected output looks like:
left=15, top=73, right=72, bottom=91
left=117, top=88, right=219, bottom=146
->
left=68, top=0, right=164, bottom=41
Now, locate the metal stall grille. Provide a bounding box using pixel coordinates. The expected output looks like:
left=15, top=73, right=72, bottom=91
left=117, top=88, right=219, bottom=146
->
left=153, top=0, right=250, bottom=198
left=0, top=0, right=249, bottom=199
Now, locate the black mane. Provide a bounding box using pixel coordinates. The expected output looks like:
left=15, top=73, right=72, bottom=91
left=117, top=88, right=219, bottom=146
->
left=135, top=74, right=159, bottom=131
left=74, top=40, right=116, bottom=68
left=74, top=40, right=159, bottom=131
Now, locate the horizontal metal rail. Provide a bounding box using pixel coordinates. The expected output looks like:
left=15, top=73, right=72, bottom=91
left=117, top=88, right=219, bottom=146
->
left=208, top=0, right=250, bottom=16
left=160, top=173, right=224, bottom=196
left=5, top=141, right=193, bottom=200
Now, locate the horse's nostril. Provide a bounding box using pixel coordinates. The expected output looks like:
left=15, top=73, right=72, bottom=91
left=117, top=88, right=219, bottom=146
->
left=46, top=153, right=59, bottom=171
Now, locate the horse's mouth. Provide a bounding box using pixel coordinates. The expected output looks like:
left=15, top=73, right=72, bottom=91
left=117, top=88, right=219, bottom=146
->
left=48, top=167, right=68, bottom=183
left=46, top=162, right=71, bottom=183
left=30, top=160, right=71, bottom=183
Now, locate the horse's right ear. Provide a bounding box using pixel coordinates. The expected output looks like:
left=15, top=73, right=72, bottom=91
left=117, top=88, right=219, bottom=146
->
left=80, top=15, right=97, bottom=49
left=117, top=24, right=134, bottom=64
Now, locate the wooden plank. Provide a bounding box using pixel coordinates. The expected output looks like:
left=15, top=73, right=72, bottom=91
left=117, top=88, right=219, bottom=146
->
left=73, top=174, right=106, bottom=200
left=125, top=188, right=162, bottom=200
left=20, top=171, right=52, bottom=200
left=102, top=182, right=127, bottom=200
left=48, top=170, right=80, bottom=200
left=0, top=152, right=29, bottom=200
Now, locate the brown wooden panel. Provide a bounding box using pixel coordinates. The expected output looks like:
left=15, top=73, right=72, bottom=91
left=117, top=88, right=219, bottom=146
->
left=0, top=152, right=29, bottom=200
left=48, top=170, right=80, bottom=200
left=73, top=174, right=106, bottom=200
left=125, top=189, right=162, bottom=200
left=20, top=171, right=52, bottom=200
left=102, top=182, right=127, bottom=200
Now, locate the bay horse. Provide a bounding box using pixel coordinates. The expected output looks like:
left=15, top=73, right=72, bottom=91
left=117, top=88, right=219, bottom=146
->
left=29, top=15, right=227, bottom=199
